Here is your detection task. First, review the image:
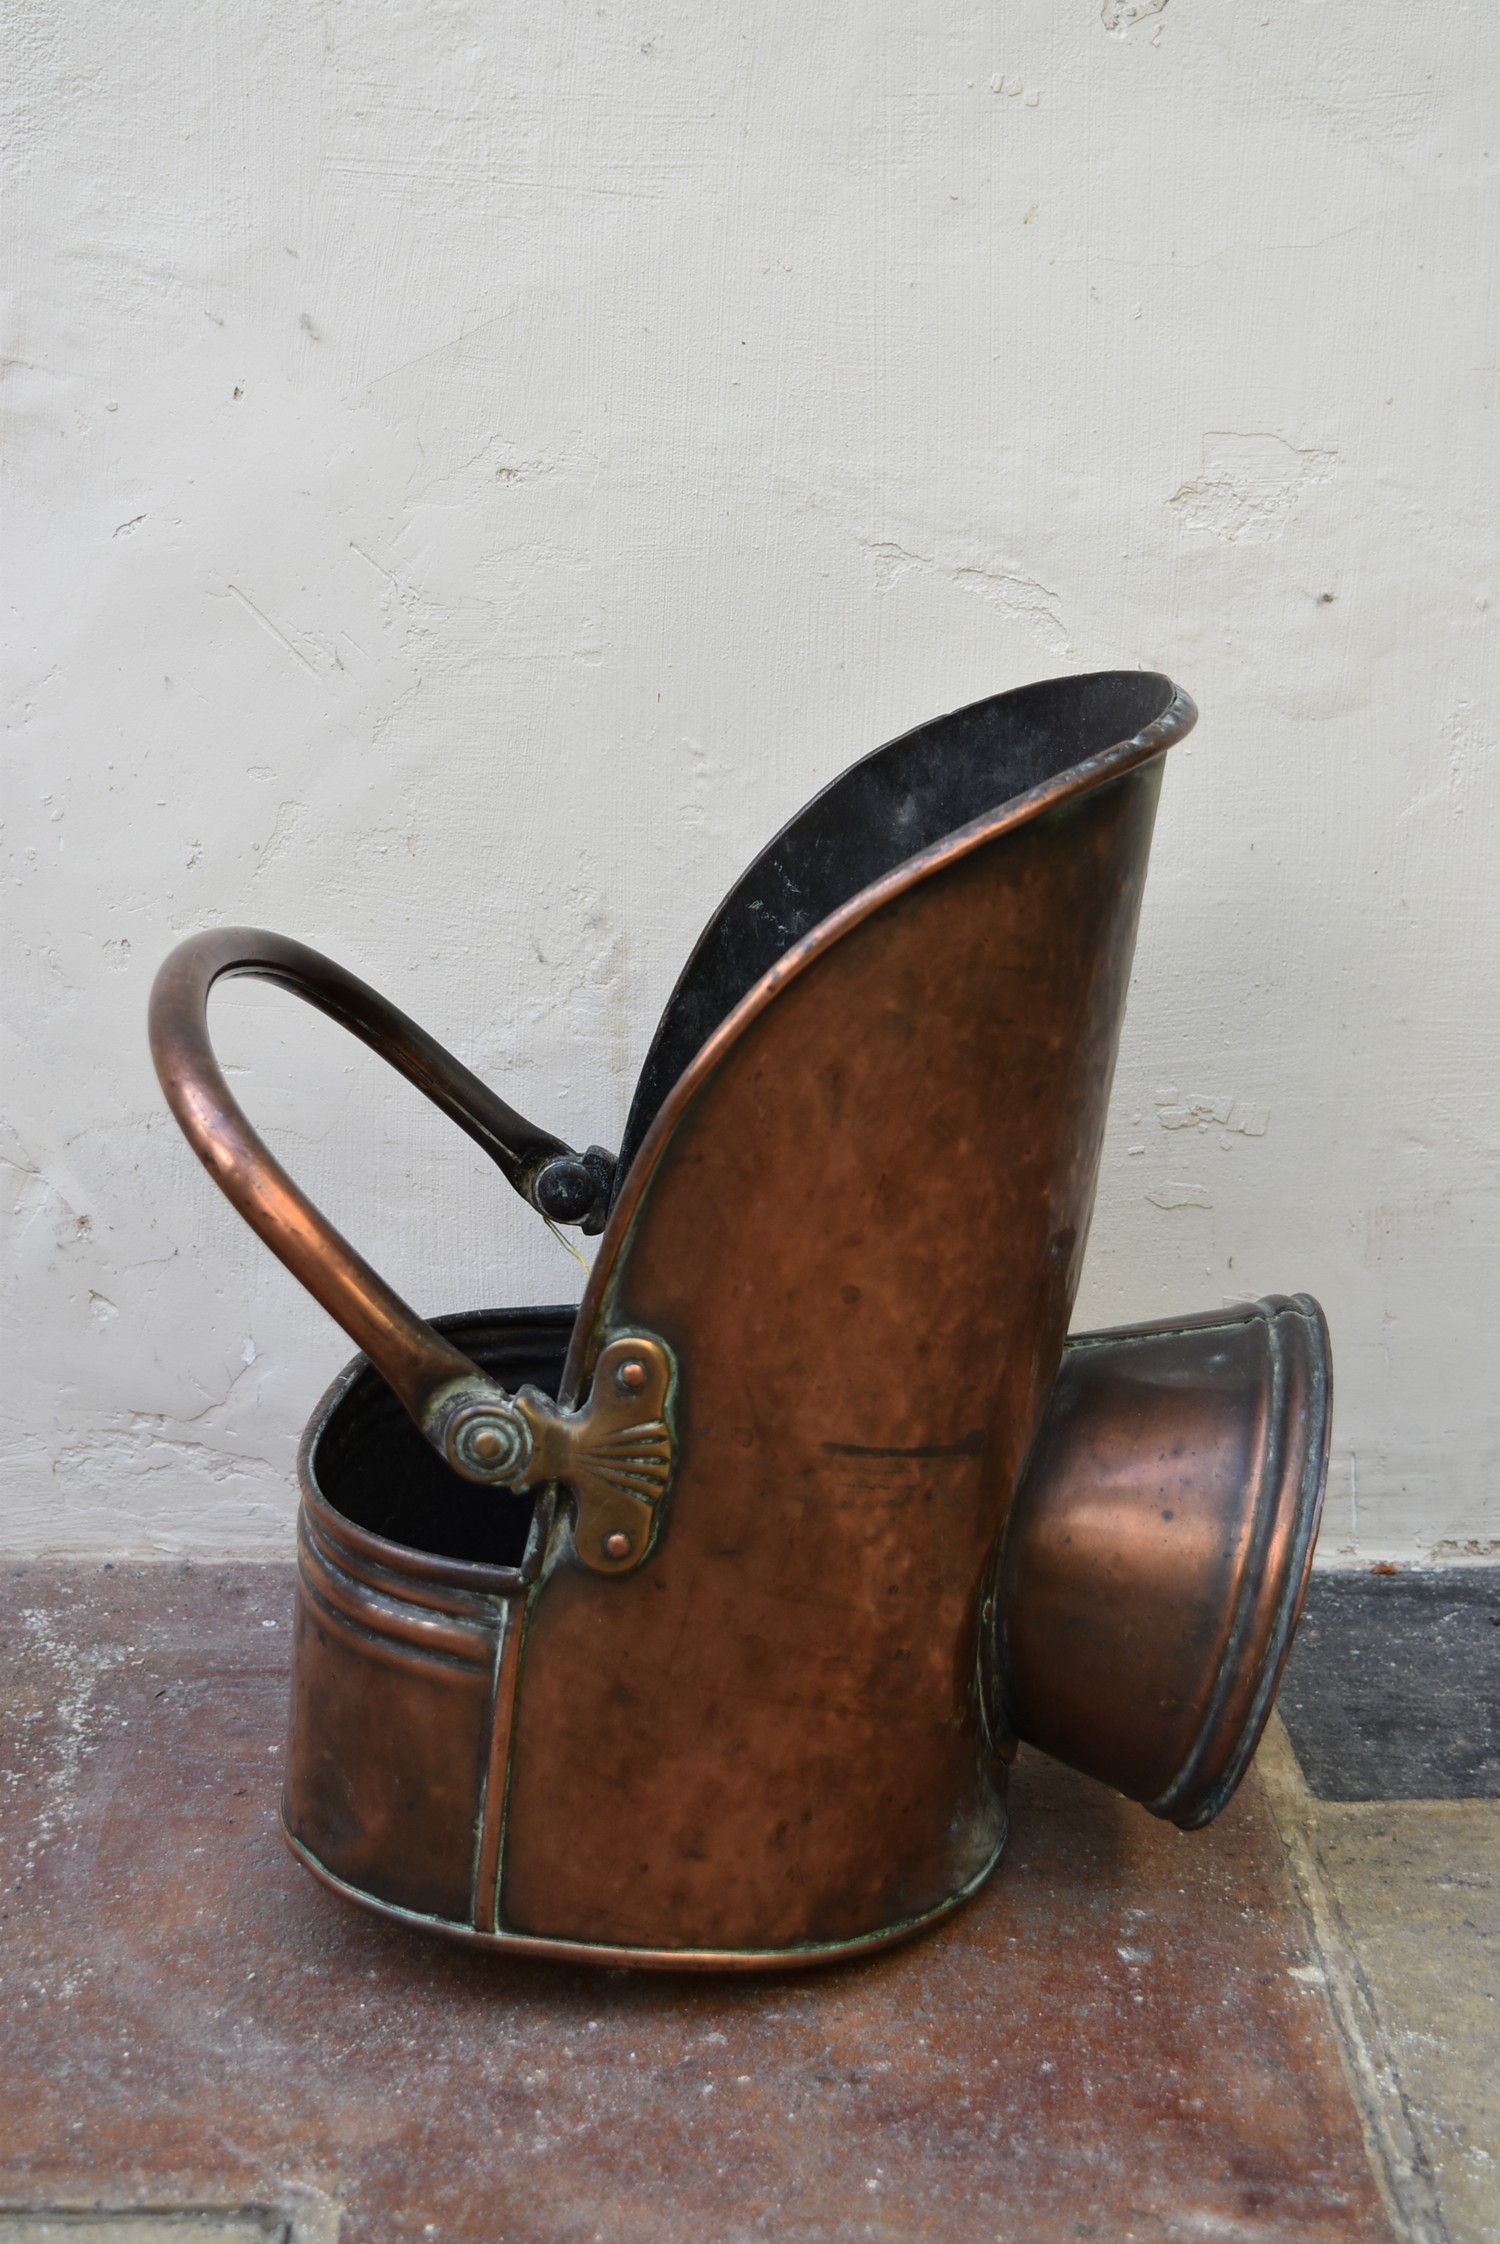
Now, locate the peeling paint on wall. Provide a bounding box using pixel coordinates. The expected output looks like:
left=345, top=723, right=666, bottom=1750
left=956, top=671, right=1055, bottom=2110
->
left=865, top=540, right=1070, bottom=655
left=1169, top=436, right=1337, bottom=547
left=1101, top=0, right=1172, bottom=40
left=3, top=0, right=1497, bottom=1566
left=1144, top=1182, right=1214, bottom=1212
left=1155, top=1088, right=1269, bottom=1139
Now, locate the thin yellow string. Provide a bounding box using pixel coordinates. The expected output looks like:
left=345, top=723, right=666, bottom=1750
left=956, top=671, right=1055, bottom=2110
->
left=541, top=1215, right=590, bottom=1273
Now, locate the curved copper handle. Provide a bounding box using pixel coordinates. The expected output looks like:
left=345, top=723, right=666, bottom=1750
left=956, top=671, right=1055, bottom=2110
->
left=149, top=929, right=672, bottom=1571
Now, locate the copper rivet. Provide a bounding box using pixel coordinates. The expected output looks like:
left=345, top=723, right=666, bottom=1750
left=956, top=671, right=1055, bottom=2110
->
left=618, top=1360, right=646, bottom=1391
left=472, top=1427, right=502, bottom=1462
left=603, top=1530, right=632, bottom=1559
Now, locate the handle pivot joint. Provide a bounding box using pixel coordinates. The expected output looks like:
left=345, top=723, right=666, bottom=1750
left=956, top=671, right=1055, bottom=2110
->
left=423, top=1335, right=676, bottom=1576
left=530, top=1143, right=617, bottom=1233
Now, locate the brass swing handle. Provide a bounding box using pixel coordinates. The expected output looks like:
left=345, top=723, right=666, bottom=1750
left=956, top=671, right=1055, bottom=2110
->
left=149, top=929, right=673, bottom=1575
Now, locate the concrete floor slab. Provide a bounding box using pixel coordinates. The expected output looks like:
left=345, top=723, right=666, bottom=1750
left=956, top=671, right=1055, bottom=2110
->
left=1257, top=1716, right=1500, bottom=2244
left=1320, top=1800, right=1499, bottom=2244
left=0, top=1562, right=1393, bottom=2244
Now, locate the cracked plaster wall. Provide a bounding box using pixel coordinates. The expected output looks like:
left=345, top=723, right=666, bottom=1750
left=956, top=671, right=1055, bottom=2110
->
left=4, top=1, right=1496, bottom=1563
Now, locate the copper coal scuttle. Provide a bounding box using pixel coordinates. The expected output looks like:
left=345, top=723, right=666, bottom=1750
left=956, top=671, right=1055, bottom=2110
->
left=150, top=671, right=1330, bottom=1970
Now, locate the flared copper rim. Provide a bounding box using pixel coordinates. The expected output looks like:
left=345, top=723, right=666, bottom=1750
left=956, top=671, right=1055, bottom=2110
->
left=1155, top=1294, right=1331, bottom=1828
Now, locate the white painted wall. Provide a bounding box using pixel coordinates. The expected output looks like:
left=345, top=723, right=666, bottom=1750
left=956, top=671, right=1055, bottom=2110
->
left=5, top=2, right=1496, bottom=1564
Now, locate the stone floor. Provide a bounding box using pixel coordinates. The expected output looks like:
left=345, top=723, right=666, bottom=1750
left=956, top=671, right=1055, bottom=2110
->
left=1268, top=1571, right=1500, bottom=2244
left=0, top=1562, right=1493, bottom=2243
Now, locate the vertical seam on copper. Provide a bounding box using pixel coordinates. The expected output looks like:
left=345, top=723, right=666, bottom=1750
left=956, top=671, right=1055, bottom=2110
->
left=470, top=1598, right=523, bottom=1934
